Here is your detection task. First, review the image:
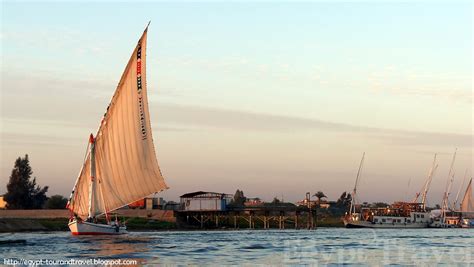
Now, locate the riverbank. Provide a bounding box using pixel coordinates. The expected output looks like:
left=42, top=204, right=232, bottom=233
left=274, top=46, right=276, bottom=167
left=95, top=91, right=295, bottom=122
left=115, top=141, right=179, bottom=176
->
left=316, top=216, right=344, bottom=227
left=0, top=218, right=176, bottom=232
left=0, top=216, right=343, bottom=232
left=0, top=209, right=177, bottom=232
left=0, top=209, right=343, bottom=232
left=0, top=209, right=175, bottom=221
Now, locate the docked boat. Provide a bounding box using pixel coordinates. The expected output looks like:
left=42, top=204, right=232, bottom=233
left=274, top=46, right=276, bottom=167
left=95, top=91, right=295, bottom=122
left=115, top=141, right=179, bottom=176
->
left=460, top=218, right=474, bottom=228
left=343, top=153, right=435, bottom=229
left=428, top=213, right=462, bottom=229
left=66, top=23, right=169, bottom=235
left=428, top=150, right=465, bottom=228
left=344, top=202, right=431, bottom=229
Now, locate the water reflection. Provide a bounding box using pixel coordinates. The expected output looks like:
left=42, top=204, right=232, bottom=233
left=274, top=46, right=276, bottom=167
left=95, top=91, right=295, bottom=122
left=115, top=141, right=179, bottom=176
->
left=78, top=235, right=153, bottom=265
left=1, top=229, right=473, bottom=265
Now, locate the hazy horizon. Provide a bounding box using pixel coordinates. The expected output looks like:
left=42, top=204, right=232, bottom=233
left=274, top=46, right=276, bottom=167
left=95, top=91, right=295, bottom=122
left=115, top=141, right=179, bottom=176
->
left=1, top=1, right=472, bottom=205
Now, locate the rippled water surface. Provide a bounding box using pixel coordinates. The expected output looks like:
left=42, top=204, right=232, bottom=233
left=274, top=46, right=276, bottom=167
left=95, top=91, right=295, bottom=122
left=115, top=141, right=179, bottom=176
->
left=2, top=229, right=473, bottom=265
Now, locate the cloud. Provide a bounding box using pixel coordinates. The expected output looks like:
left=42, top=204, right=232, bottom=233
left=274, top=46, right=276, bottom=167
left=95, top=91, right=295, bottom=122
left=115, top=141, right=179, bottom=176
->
left=3, top=27, right=111, bottom=57
left=1, top=132, right=78, bottom=147
left=367, top=67, right=472, bottom=104
left=1, top=71, right=471, bottom=149
left=154, top=103, right=472, bottom=148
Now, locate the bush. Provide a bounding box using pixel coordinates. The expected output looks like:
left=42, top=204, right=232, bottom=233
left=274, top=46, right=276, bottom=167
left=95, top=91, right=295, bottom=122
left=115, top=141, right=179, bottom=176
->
left=46, top=195, right=68, bottom=209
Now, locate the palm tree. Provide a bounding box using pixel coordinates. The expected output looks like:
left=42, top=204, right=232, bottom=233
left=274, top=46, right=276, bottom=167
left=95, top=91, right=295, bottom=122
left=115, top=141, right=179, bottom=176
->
left=313, top=191, right=327, bottom=204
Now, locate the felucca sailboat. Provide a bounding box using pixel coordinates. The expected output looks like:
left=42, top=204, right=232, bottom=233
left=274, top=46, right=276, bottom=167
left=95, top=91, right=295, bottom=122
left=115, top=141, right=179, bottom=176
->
left=66, top=23, right=168, bottom=235
left=460, top=178, right=474, bottom=228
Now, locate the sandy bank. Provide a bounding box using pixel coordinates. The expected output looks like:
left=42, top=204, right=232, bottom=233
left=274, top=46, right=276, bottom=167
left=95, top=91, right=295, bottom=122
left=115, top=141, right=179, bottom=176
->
left=0, top=209, right=175, bottom=222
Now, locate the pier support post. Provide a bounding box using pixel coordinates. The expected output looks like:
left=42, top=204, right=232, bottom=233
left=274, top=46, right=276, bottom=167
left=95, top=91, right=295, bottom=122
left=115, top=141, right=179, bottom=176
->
left=309, top=214, right=312, bottom=229
left=314, top=208, right=317, bottom=229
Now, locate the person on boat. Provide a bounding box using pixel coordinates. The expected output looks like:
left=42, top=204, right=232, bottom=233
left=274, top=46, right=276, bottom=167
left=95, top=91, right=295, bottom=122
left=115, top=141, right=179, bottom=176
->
left=85, top=217, right=98, bottom=223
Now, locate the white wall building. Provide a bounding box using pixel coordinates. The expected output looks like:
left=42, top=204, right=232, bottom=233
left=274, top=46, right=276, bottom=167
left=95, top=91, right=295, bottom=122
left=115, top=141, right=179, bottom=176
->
left=180, top=191, right=232, bottom=211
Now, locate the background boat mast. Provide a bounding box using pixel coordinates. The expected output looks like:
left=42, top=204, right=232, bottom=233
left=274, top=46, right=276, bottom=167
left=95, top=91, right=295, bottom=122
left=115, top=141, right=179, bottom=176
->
left=441, top=149, right=457, bottom=223
left=452, top=169, right=468, bottom=210
left=421, top=154, right=438, bottom=210
left=349, top=152, right=365, bottom=215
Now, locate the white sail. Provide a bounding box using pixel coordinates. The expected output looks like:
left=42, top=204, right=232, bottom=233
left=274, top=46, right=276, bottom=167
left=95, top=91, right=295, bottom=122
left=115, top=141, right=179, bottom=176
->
left=460, top=178, right=473, bottom=212
left=68, top=26, right=168, bottom=219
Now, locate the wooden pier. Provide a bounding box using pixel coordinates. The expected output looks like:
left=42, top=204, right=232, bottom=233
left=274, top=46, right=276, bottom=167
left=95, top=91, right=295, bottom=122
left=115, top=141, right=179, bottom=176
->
left=176, top=206, right=316, bottom=230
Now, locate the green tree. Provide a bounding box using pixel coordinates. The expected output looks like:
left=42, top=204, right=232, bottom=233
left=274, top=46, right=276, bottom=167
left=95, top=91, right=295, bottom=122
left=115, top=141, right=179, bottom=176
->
left=232, top=189, right=246, bottom=207
left=336, top=192, right=347, bottom=205
left=336, top=191, right=352, bottom=207
left=46, top=195, right=68, bottom=209
left=345, top=193, right=352, bottom=206
left=4, top=155, right=48, bottom=209
left=313, top=191, right=327, bottom=204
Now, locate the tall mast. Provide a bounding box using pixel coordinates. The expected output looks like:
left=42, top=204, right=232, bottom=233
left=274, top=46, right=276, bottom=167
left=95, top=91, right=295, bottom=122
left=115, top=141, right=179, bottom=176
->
left=421, top=154, right=438, bottom=210
left=98, top=178, right=110, bottom=223
left=441, top=148, right=457, bottom=222
left=349, top=152, right=365, bottom=215
left=88, top=134, right=97, bottom=219
left=453, top=169, right=468, bottom=210
left=445, top=173, right=455, bottom=210
left=412, top=154, right=437, bottom=205
left=404, top=177, right=412, bottom=202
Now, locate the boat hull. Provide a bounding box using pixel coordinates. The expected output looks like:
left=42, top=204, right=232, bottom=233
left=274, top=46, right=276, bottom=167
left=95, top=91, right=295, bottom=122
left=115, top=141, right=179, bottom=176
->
left=343, top=219, right=429, bottom=229
left=461, top=219, right=474, bottom=228
left=68, top=220, right=127, bottom=235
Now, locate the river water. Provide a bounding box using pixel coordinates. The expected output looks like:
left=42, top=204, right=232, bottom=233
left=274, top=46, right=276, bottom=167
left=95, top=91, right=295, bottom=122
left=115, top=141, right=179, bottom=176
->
left=1, top=228, right=473, bottom=265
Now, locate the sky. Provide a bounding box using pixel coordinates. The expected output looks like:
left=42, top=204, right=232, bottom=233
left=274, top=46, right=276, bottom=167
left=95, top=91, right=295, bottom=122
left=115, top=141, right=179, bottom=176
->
left=1, top=1, right=472, bottom=206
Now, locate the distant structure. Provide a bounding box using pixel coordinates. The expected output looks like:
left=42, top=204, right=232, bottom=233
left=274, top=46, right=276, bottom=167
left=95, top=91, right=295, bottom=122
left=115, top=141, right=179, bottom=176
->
left=0, top=195, right=6, bottom=209
left=180, top=191, right=232, bottom=211
left=296, top=198, right=318, bottom=208
left=244, top=198, right=263, bottom=207
left=128, top=196, right=165, bottom=210
left=296, top=192, right=332, bottom=209
left=163, top=201, right=180, bottom=211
